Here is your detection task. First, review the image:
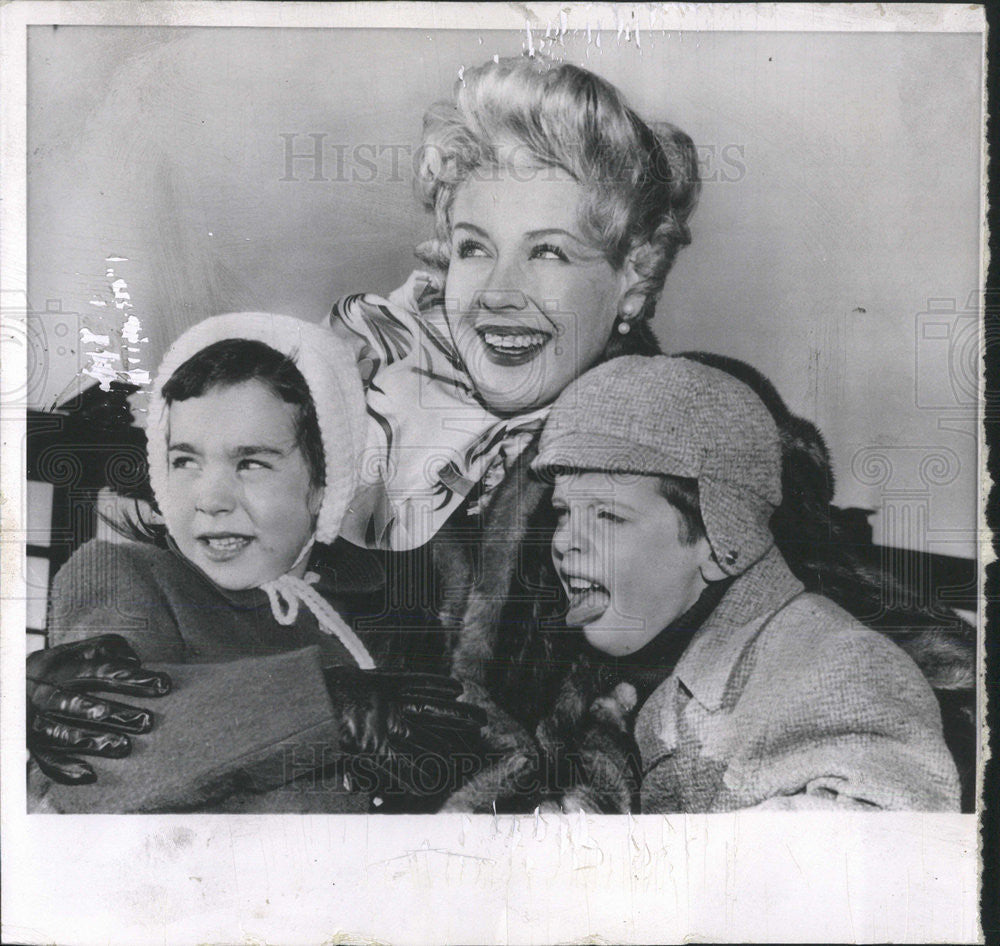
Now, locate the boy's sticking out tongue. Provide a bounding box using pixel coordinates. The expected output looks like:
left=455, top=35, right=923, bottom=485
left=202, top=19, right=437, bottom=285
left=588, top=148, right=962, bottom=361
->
left=564, top=577, right=611, bottom=627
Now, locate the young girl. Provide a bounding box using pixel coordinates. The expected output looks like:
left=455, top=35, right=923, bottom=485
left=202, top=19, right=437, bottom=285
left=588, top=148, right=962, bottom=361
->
left=28, top=313, right=483, bottom=813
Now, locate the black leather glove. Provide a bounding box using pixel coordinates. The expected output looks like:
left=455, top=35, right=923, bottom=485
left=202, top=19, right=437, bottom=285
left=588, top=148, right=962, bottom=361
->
left=27, top=634, right=172, bottom=785
left=323, top=668, right=487, bottom=798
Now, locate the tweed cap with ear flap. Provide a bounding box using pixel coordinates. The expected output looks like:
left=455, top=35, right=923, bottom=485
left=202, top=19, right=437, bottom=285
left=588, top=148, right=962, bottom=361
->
left=146, top=312, right=367, bottom=547
left=532, top=355, right=783, bottom=576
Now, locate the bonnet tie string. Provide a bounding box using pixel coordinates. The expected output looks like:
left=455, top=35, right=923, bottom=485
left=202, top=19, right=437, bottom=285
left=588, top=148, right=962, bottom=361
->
left=261, top=572, right=376, bottom=670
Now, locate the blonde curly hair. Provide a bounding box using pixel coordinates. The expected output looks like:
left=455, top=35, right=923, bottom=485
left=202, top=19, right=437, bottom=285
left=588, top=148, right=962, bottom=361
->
left=414, top=56, right=700, bottom=353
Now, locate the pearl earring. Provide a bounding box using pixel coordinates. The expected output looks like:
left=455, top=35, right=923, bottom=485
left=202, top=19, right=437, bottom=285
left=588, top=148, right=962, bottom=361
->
left=617, top=320, right=631, bottom=335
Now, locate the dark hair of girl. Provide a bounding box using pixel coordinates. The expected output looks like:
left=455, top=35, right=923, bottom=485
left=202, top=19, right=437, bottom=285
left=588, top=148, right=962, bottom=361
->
left=162, top=339, right=325, bottom=489
left=107, top=338, right=324, bottom=545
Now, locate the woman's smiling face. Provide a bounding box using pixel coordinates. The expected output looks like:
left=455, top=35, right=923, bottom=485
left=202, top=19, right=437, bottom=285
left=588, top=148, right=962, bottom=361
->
left=160, top=380, right=321, bottom=590
left=444, top=166, right=632, bottom=414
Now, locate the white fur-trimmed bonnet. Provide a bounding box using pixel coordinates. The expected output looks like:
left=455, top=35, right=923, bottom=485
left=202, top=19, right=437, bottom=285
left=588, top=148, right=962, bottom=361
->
left=144, top=312, right=375, bottom=669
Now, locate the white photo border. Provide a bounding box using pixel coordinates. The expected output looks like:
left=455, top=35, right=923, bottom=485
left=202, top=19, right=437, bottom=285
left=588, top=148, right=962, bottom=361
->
left=1, top=4, right=987, bottom=945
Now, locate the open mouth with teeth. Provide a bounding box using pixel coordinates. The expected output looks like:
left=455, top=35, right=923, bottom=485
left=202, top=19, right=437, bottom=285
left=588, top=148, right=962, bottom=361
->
left=561, top=574, right=611, bottom=627
left=476, top=325, right=552, bottom=365
left=198, top=533, right=253, bottom=561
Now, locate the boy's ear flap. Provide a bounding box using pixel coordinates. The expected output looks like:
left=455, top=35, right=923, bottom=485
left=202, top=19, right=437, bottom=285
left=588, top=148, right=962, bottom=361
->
left=698, top=540, right=729, bottom=583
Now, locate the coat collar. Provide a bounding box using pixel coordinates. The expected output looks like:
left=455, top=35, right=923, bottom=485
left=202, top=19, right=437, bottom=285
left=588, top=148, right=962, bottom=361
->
left=310, top=538, right=386, bottom=594
left=671, top=546, right=804, bottom=713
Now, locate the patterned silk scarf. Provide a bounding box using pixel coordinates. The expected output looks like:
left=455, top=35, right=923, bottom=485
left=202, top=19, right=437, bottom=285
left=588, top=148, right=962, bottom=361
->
left=329, top=270, right=550, bottom=551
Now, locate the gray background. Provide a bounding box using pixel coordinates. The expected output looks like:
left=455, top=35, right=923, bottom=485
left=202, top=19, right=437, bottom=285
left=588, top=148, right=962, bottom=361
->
left=26, top=26, right=982, bottom=557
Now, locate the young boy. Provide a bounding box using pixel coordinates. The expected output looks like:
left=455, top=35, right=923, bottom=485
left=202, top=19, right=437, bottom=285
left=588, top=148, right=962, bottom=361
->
left=533, top=355, right=960, bottom=812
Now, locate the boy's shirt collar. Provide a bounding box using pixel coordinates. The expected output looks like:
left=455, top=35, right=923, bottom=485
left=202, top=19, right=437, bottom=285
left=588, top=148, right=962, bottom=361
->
left=671, top=546, right=804, bottom=713
left=595, top=576, right=731, bottom=701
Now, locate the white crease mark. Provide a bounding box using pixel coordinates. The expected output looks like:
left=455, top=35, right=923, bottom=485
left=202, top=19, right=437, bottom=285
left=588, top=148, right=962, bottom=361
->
left=79, top=264, right=150, bottom=390
left=121, top=314, right=146, bottom=344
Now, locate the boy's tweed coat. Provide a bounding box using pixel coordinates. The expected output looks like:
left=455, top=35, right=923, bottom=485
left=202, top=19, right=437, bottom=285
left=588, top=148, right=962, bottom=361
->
left=432, top=396, right=975, bottom=812
left=634, top=547, right=959, bottom=812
